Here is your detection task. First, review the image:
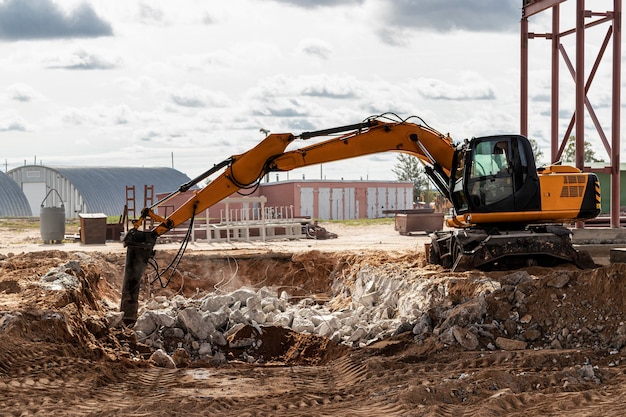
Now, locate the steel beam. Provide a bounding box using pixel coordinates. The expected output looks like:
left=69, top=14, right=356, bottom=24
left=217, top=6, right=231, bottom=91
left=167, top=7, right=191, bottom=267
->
left=523, top=0, right=568, bottom=18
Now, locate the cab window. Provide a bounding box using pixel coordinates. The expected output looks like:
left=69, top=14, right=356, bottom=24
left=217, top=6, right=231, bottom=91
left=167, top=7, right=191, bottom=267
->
left=468, top=138, right=514, bottom=207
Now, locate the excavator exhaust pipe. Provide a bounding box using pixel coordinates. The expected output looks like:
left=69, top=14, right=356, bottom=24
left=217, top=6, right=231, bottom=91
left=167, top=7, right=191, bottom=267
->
left=120, top=229, right=157, bottom=325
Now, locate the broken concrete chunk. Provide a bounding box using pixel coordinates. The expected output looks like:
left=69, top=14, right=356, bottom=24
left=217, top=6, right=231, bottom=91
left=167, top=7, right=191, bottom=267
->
left=200, top=295, right=235, bottom=312
left=178, top=307, right=215, bottom=340
left=547, top=273, right=570, bottom=289
left=150, top=349, right=176, bottom=368
left=133, top=312, right=158, bottom=335
left=292, top=316, right=315, bottom=333
left=495, top=337, right=527, bottom=351
left=230, top=289, right=257, bottom=305
left=498, top=271, right=532, bottom=286
left=452, top=325, right=479, bottom=350
left=439, top=296, right=487, bottom=331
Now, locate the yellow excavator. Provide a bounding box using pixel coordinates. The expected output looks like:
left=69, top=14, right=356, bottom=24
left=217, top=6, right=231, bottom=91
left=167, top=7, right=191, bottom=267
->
left=120, top=114, right=600, bottom=323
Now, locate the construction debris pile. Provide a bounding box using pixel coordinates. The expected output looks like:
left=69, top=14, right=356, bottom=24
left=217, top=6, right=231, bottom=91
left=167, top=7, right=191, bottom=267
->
left=128, top=255, right=626, bottom=367
left=3, top=250, right=626, bottom=368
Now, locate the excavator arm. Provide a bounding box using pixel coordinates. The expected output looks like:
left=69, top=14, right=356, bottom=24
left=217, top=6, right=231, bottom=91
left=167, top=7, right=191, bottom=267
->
left=135, top=117, right=453, bottom=237
left=120, top=116, right=454, bottom=323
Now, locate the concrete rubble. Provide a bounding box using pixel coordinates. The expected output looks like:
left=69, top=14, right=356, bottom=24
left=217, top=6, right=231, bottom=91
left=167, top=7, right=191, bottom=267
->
left=131, top=262, right=510, bottom=366
left=27, top=254, right=626, bottom=370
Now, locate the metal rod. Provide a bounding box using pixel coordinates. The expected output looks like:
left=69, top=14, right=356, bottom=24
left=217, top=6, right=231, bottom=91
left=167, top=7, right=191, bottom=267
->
left=298, top=121, right=373, bottom=140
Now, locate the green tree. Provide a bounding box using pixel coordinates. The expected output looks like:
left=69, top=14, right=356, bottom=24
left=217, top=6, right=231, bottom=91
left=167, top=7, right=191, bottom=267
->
left=392, top=154, right=430, bottom=203
left=528, top=138, right=544, bottom=166
left=562, top=136, right=604, bottom=163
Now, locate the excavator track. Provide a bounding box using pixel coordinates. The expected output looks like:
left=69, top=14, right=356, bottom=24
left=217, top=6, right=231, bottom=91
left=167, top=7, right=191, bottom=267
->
left=429, top=225, right=596, bottom=271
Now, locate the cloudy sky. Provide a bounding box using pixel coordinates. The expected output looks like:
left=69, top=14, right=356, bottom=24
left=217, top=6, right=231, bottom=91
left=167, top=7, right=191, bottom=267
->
left=0, top=0, right=622, bottom=182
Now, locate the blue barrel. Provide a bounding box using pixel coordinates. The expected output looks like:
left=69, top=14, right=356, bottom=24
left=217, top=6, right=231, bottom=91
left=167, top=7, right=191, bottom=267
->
left=40, top=206, right=65, bottom=244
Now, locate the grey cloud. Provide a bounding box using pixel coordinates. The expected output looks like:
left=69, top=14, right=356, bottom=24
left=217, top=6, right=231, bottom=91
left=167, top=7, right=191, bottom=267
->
left=532, top=93, right=551, bottom=103
left=302, top=86, right=356, bottom=99
left=0, top=109, right=29, bottom=131
left=529, top=129, right=547, bottom=145
left=61, top=111, right=88, bottom=126
left=363, top=102, right=412, bottom=116
left=253, top=107, right=306, bottom=118
left=286, top=119, right=317, bottom=131
left=202, top=13, right=216, bottom=25
left=251, top=97, right=312, bottom=118
left=250, top=74, right=361, bottom=102
left=169, top=87, right=231, bottom=108
left=138, top=2, right=165, bottom=24
left=415, top=77, right=495, bottom=100
left=368, top=153, right=394, bottom=163
left=139, top=130, right=161, bottom=142
left=0, top=121, right=26, bottom=131
left=111, top=106, right=133, bottom=125
left=60, top=104, right=135, bottom=127
left=376, top=28, right=410, bottom=47
left=299, top=42, right=332, bottom=60
left=114, top=115, right=129, bottom=125
left=7, top=83, right=43, bottom=102
left=171, top=95, right=205, bottom=108
left=383, top=0, right=519, bottom=33
left=267, top=0, right=364, bottom=9
left=45, top=50, right=120, bottom=70
left=10, top=92, right=32, bottom=102
left=0, top=0, right=113, bottom=40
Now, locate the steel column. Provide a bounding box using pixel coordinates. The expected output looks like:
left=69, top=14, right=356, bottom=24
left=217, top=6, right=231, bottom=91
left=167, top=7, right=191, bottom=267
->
left=521, top=16, right=529, bottom=137
left=611, top=0, right=621, bottom=228
left=551, top=5, right=560, bottom=160
left=575, top=0, right=585, bottom=171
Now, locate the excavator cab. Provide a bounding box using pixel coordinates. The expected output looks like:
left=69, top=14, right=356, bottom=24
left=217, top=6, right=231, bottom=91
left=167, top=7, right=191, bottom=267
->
left=451, top=135, right=540, bottom=220
left=435, top=134, right=598, bottom=270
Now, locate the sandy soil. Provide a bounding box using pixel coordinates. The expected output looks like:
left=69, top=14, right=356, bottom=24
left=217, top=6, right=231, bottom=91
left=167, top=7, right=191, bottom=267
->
left=1, top=221, right=626, bottom=416
left=0, top=221, right=429, bottom=255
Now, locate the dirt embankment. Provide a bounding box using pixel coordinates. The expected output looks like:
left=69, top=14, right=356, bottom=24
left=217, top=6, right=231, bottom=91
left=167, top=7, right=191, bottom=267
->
left=1, top=223, right=626, bottom=416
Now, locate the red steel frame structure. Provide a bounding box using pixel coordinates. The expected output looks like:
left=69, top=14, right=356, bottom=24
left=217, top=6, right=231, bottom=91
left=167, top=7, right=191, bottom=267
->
left=521, top=0, right=622, bottom=227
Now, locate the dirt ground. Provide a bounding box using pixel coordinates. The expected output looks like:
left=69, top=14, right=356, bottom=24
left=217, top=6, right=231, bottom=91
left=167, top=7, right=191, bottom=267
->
left=2, top=221, right=626, bottom=416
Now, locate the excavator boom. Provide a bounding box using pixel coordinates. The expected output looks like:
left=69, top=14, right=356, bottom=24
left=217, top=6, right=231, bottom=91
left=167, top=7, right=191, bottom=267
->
left=121, top=116, right=454, bottom=323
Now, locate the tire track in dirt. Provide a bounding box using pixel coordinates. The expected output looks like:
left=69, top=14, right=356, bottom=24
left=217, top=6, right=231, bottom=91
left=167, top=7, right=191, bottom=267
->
left=1, top=357, right=408, bottom=416
left=187, top=356, right=408, bottom=416
left=365, top=345, right=626, bottom=417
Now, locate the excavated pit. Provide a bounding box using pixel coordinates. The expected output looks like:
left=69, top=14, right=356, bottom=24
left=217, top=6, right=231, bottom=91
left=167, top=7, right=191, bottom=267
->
left=3, top=247, right=626, bottom=416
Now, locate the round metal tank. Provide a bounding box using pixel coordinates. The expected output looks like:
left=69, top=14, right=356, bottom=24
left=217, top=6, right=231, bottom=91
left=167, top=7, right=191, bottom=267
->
left=40, top=189, right=66, bottom=244
left=40, top=206, right=65, bottom=244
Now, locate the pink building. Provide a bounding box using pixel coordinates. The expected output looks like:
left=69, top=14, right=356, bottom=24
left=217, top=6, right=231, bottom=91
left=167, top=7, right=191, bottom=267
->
left=157, top=180, right=414, bottom=221
left=258, top=180, right=413, bottom=220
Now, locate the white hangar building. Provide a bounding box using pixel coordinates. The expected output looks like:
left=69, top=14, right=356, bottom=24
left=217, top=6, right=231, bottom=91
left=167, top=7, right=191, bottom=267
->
left=7, top=165, right=193, bottom=219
